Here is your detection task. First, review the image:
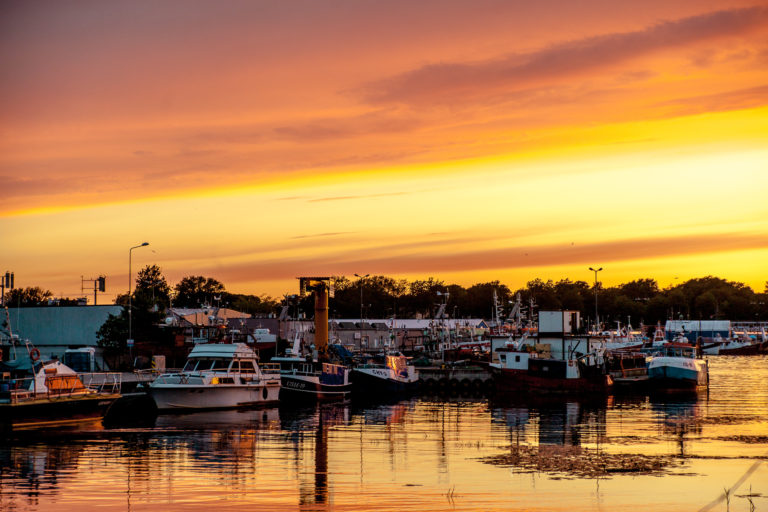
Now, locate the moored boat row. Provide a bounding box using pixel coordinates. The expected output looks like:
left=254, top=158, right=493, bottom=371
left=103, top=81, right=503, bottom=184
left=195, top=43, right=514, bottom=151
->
left=146, top=342, right=419, bottom=411
left=489, top=337, right=710, bottom=396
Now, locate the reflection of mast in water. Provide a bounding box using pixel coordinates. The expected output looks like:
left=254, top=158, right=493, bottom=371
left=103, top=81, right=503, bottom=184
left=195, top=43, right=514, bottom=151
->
left=295, top=403, right=349, bottom=511
left=314, top=412, right=328, bottom=506
left=652, top=396, right=703, bottom=457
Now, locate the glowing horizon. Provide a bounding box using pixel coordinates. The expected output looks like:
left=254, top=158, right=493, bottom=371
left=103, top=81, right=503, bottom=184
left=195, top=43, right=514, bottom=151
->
left=2, top=1, right=767, bottom=301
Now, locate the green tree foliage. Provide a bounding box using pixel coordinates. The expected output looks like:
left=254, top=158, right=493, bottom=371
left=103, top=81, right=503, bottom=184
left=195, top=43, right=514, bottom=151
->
left=464, top=281, right=511, bottom=318
left=406, top=278, right=447, bottom=318
left=517, top=279, right=560, bottom=310
left=4, top=287, right=54, bottom=306
left=227, top=294, right=274, bottom=315
left=97, top=265, right=172, bottom=356
left=134, top=264, right=172, bottom=312
left=173, top=275, right=226, bottom=308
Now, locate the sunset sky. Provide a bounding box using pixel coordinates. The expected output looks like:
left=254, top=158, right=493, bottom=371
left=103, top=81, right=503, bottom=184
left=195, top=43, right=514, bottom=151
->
left=2, top=0, right=767, bottom=302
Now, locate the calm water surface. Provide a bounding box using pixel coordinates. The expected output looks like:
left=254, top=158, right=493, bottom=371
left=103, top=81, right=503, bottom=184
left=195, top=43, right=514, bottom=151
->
left=1, top=356, right=766, bottom=511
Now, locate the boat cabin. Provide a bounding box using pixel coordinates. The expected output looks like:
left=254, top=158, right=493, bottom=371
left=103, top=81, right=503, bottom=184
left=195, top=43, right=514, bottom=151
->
left=662, top=343, right=698, bottom=358
left=180, top=343, right=265, bottom=376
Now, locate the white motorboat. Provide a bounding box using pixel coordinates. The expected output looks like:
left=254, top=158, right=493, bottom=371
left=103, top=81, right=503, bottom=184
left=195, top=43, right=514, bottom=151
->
left=149, top=343, right=281, bottom=411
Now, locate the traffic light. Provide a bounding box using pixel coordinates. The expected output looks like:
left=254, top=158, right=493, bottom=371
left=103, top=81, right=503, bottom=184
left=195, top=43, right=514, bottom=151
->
left=97, top=276, right=106, bottom=292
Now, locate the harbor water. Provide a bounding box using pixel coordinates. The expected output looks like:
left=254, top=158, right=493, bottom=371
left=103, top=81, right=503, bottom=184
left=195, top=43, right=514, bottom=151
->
left=1, top=356, right=766, bottom=511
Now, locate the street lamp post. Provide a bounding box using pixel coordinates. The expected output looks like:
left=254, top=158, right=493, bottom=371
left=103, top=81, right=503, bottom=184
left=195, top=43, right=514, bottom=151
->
left=589, top=266, right=603, bottom=333
left=354, top=273, right=369, bottom=350
left=128, top=242, right=150, bottom=361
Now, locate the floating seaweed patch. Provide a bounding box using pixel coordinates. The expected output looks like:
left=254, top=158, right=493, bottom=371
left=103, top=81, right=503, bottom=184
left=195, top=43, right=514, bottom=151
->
left=479, top=444, right=684, bottom=479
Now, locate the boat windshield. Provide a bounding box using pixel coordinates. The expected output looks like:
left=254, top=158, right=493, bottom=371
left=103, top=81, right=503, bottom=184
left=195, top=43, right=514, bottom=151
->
left=183, top=358, right=231, bottom=372
left=664, top=346, right=695, bottom=358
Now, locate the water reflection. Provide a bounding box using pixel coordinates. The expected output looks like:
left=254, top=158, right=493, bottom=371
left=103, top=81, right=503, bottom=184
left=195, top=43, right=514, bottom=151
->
left=650, top=394, right=704, bottom=457
left=281, top=403, right=352, bottom=510
left=1, top=357, right=766, bottom=512
left=485, top=394, right=703, bottom=478
left=0, top=442, right=83, bottom=507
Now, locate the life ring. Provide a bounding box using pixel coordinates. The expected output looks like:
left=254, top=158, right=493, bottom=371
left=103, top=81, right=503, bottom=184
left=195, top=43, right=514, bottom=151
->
left=29, top=348, right=41, bottom=361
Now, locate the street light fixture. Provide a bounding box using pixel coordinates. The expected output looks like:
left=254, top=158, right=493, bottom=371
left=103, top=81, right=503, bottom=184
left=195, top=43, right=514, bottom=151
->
left=128, top=242, right=150, bottom=354
left=589, top=266, right=603, bottom=333
left=354, top=273, right=369, bottom=350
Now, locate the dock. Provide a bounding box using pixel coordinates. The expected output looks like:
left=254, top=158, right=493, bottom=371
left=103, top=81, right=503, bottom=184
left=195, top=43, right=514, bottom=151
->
left=417, top=365, right=492, bottom=393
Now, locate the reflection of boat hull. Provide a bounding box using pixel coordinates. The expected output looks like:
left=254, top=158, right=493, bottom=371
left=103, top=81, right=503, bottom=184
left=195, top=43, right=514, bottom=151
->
left=351, top=368, right=418, bottom=395
left=154, top=407, right=280, bottom=428
left=1, top=393, right=120, bottom=431
left=490, top=366, right=612, bottom=394
left=648, top=357, right=708, bottom=390
left=149, top=384, right=280, bottom=411
left=280, top=374, right=352, bottom=401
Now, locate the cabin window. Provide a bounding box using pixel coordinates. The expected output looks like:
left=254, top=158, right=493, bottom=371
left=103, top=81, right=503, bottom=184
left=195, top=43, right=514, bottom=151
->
left=240, top=361, right=256, bottom=373
left=212, top=358, right=229, bottom=370
left=515, top=355, right=521, bottom=362
left=197, top=359, right=215, bottom=371
left=183, top=360, right=197, bottom=372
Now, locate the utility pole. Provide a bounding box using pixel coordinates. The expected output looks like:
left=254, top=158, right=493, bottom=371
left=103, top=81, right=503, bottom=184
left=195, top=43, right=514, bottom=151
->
left=81, top=275, right=106, bottom=305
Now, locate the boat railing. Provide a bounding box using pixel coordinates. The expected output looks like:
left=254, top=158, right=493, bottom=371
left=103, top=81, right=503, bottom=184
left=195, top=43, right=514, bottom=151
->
left=134, top=368, right=174, bottom=383
left=1, top=376, right=34, bottom=404
left=260, top=363, right=281, bottom=375
left=80, top=372, right=123, bottom=394
left=1, top=373, right=121, bottom=404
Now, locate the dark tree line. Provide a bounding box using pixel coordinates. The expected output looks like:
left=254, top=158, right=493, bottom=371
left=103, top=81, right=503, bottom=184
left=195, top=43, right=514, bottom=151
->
left=306, top=275, right=767, bottom=327
left=6, top=267, right=766, bottom=353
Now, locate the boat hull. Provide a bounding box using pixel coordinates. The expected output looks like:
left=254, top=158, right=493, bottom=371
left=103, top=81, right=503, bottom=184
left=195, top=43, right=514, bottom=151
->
left=149, top=383, right=279, bottom=411
left=351, top=368, right=419, bottom=395
left=717, top=340, right=768, bottom=355
left=0, top=393, right=120, bottom=431
left=280, top=374, right=352, bottom=401
left=490, top=366, right=612, bottom=394
left=647, top=357, right=708, bottom=390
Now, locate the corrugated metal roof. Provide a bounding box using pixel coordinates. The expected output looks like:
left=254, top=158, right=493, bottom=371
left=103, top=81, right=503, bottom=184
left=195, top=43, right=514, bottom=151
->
left=4, top=306, right=123, bottom=347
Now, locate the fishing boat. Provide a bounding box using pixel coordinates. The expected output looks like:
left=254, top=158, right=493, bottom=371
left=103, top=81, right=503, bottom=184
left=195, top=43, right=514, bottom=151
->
left=149, top=343, right=281, bottom=411
left=272, top=356, right=351, bottom=401
left=647, top=343, right=709, bottom=390
left=351, top=353, right=419, bottom=395
left=270, top=334, right=352, bottom=401
left=605, top=350, right=650, bottom=388
left=1, top=355, right=121, bottom=431
left=699, top=329, right=768, bottom=355
left=489, top=347, right=613, bottom=394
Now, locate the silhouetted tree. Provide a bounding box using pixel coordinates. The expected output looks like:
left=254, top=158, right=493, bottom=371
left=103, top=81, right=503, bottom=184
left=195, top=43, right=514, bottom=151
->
left=4, top=287, right=54, bottom=307
left=173, top=275, right=226, bottom=308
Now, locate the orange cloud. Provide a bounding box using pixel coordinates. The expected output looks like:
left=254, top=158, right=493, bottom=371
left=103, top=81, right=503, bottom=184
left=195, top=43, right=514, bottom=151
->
left=359, top=6, right=768, bottom=107
left=196, top=231, right=768, bottom=282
